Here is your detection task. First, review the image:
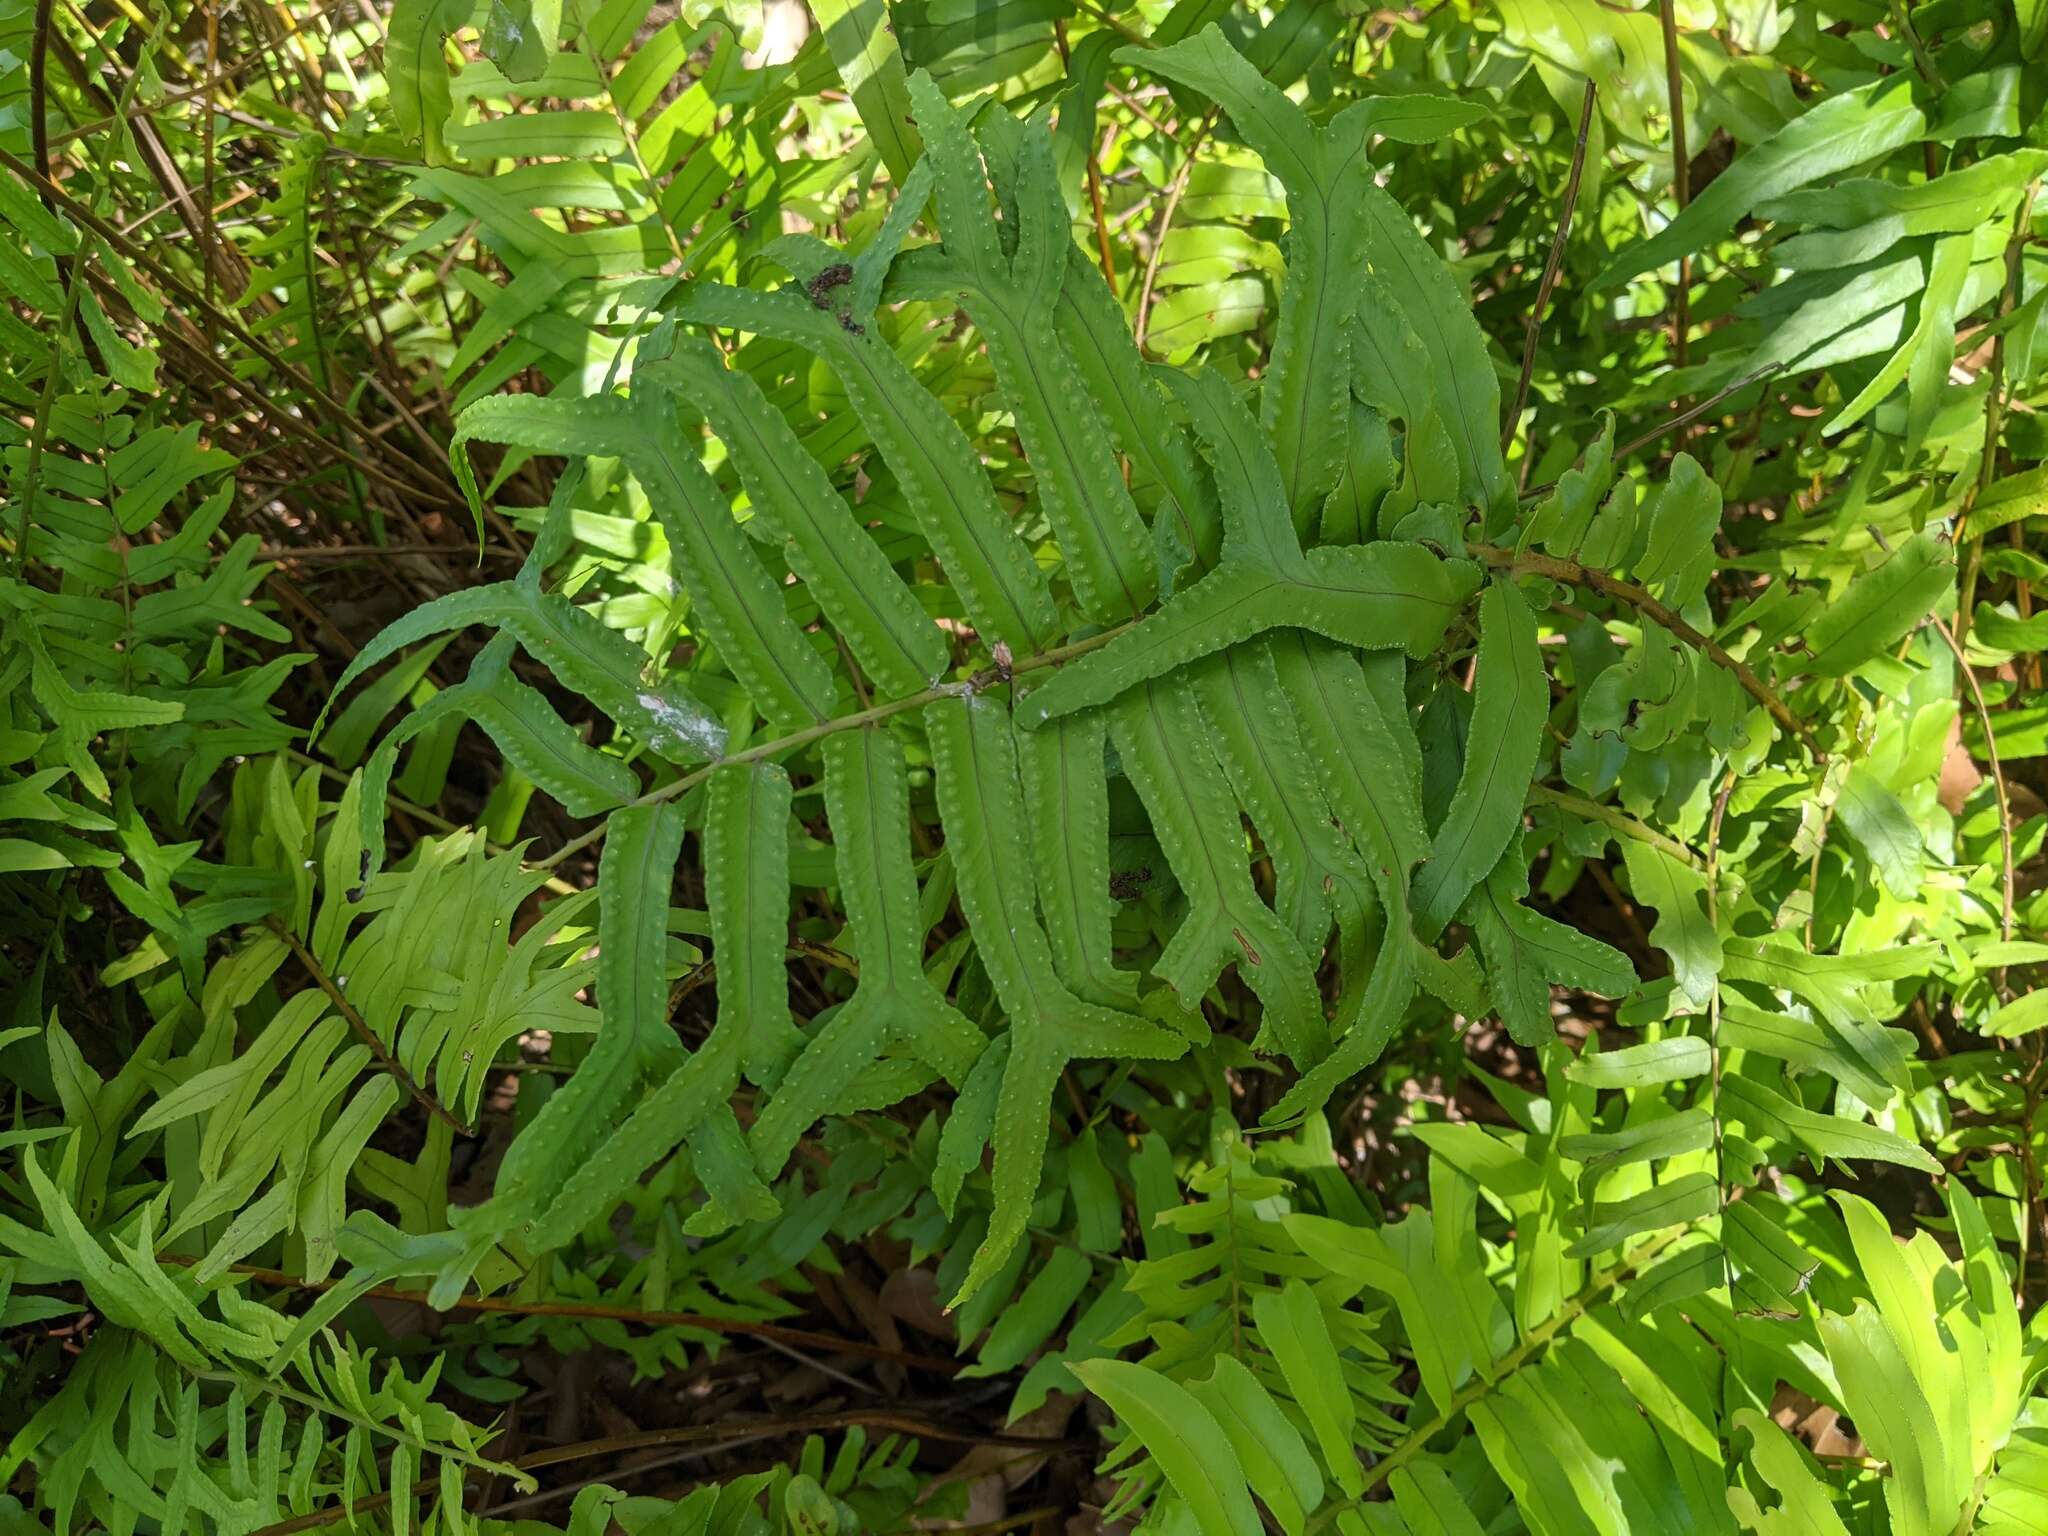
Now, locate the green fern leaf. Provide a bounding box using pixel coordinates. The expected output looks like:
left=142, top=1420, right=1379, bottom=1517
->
left=706, top=761, right=802, bottom=1092
left=907, top=72, right=1158, bottom=624
left=1411, top=580, right=1547, bottom=939
left=1017, top=712, right=1141, bottom=1009
left=925, top=694, right=1184, bottom=1304
left=679, top=262, right=1059, bottom=656
left=749, top=729, right=984, bottom=1173
left=1107, top=676, right=1326, bottom=1068
left=641, top=340, right=948, bottom=697
left=491, top=804, right=686, bottom=1227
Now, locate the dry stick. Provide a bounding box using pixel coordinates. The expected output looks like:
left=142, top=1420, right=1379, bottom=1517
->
left=146, top=306, right=443, bottom=505
left=1056, top=18, right=1120, bottom=286
left=467, top=1439, right=789, bottom=1523
left=10, top=244, right=87, bottom=574
left=463, top=1439, right=1054, bottom=1526
left=27, top=0, right=56, bottom=204
left=1472, top=543, right=1820, bottom=756
left=48, top=7, right=256, bottom=305
left=327, top=212, right=529, bottom=556
left=535, top=619, right=1138, bottom=871
left=1517, top=362, right=1784, bottom=504
left=1085, top=120, right=1121, bottom=284
left=0, top=148, right=462, bottom=504
left=1926, top=612, right=2016, bottom=947
left=167, top=1253, right=960, bottom=1373
left=1504, top=78, right=1597, bottom=457
left=1104, top=77, right=1175, bottom=138
left=1613, top=362, right=1783, bottom=461
left=1868, top=521, right=2014, bottom=945
left=246, top=1411, right=1069, bottom=1536
left=261, top=916, right=471, bottom=1137
left=203, top=0, right=217, bottom=326
left=1656, top=0, right=1691, bottom=386
left=255, top=542, right=525, bottom=563
left=1916, top=593, right=2031, bottom=1302
left=46, top=53, right=264, bottom=145
left=1134, top=108, right=1218, bottom=354
left=1879, top=527, right=2034, bottom=1295
left=516, top=1413, right=1075, bottom=1470
left=1955, top=179, right=2041, bottom=651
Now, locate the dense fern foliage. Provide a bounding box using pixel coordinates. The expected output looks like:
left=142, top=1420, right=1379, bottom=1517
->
left=5, top=0, right=2048, bottom=1529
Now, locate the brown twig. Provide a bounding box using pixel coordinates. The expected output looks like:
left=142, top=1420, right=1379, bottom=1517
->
left=1504, top=79, right=1596, bottom=457
left=1871, top=523, right=2013, bottom=945
left=1704, top=770, right=1737, bottom=1301
left=1925, top=611, right=2015, bottom=945
left=167, top=1251, right=960, bottom=1374
left=202, top=0, right=217, bottom=325
left=1518, top=363, right=1785, bottom=504
left=0, top=147, right=461, bottom=506
left=1956, top=179, right=2040, bottom=649
left=1615, top=362, right=1784, bottom=461
left=28, top=0, right=56, bottom=212
left=261, top=916, right=470, bottom=1136
left=1656, top=0, right=1691, bottom=387
left=1473, top=543, right=1820, bottom=756
left=1134, top=108, right=1217, bottom=353
left=245, top=1411, right=1076, bottom=1536
left=255, top=542, right=524, bottom=563
left=1056, top=19, right=1119, bottom=285
left=1528, top=783, right=1701, bottom=868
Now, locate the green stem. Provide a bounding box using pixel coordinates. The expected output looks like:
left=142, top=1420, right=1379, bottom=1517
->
left=1309, top=1224, right=1691, bottom=1523
left=190, top=1368, right=523, bottom=1482
left=10, top=243, right=86, bottom=573
left=535, top=621, right=1137, bottom=870
left=1527, top=784, right=1702, bottom=869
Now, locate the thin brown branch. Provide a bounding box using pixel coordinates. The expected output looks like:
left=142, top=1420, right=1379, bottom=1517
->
left=1924, top=608, right=2014, bottom=945
left=1705, top=769, right=1737, bottom=1301
left=1504, top=78, right=1596, bottom=456
left=0, top=147, right=461, bottom=505
left=1528, top=783, right=1701, bottom=868
left=1518, top=362, right=1785, bottom=504
left=1614, top=361, right=1784, bottom=461
left=1956, top=178, right=2041, bottom=648
left=255, top=542, right=524, bottom=563
left=261, top=916, right=470, bottom=1136
left=1134, top=108, right=1216, bottom=353
left=1867, top=521, right=2014, bottom=945
left=245, top=1410, right=1075, bottom=1536
left=168, top=1251, right=960, bottom=1373
left=1056, top=19, right=1119, bottom=285
left=1472, top=543, right=1820, bottom=756
left=1656, top=0, right=1690, bottom=385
